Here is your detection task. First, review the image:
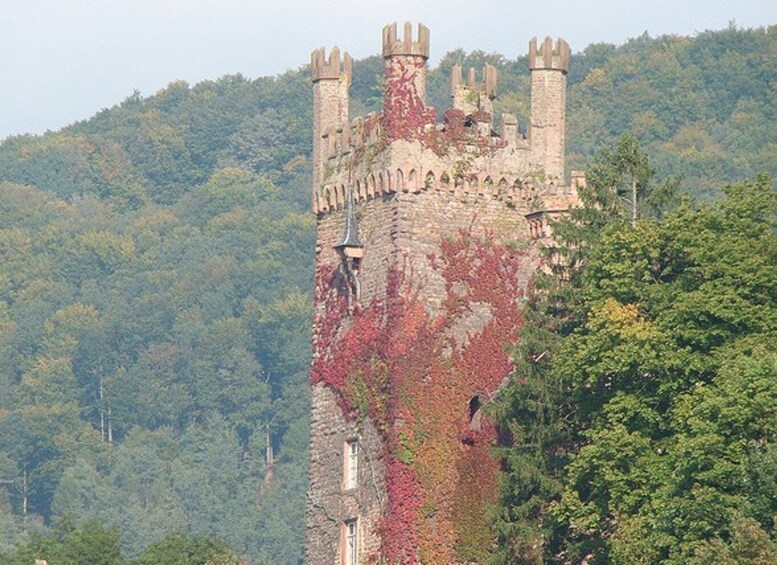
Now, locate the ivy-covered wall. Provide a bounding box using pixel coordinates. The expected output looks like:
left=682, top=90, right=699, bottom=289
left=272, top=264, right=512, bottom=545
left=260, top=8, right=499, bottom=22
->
left=306, top=183, right=538, bottom=562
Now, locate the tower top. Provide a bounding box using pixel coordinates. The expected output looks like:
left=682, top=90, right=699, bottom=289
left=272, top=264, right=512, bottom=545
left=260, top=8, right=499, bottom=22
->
left=382, top=22, right=430, bottom=59
left=451, top=64, right=497, bottom=99
left=528, top=37, right=570, bottom=73
left=311, top=46, right=353, bottom=83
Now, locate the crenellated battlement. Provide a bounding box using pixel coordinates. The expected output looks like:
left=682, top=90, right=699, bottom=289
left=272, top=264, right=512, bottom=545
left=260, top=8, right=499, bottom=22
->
left=311, top=25, right=571, bottom=216
left=451, top=64, right=497, bottom=99
left=321, top=112, right=384, bottom=161
left=350, top=112, right=383, bottom=149
left=451, top=64, right=497, bottom=120
left=310, top=46, right=353, bottom=83
left=528, top=36, right=570, bottom=73
left=318, top=109, right=533, bottom=167
left=382, top=22, right=430, bottom=59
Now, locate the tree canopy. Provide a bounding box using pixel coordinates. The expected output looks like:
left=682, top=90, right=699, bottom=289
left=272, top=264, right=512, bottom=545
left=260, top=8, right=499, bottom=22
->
left=494, top=136, right=777, bottom=562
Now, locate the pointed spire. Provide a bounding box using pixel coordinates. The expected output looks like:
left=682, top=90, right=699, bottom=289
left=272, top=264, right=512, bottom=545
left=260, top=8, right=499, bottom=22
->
left=334, top=186, right=364, bottom=257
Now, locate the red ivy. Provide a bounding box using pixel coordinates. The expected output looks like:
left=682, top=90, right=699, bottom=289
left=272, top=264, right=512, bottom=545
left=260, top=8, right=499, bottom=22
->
left=380, top=61, right=503, bottom=159
left=383, top=58, right=436, bottom=143
left=312, top=229, right=528, bottom=562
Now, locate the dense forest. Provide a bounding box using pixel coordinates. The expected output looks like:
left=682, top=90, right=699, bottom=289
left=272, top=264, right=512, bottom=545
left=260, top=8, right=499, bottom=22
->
left=494, top=153, right=776, bottom=563
left=0, top=24, right=775, bottom=563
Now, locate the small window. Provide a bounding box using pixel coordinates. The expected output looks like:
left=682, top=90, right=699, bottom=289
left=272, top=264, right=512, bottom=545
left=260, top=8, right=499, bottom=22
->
left=344, top=439, right=358, bottom=490
left=469, top=395, right=481, bottom=420
left=343, top=518, right=358, bottom=565
left=469, top=394, right=483, bottom=432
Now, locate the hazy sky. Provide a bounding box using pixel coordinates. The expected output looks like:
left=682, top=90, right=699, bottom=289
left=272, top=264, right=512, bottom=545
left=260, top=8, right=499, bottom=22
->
left=1, top=0, right=774, bottom=141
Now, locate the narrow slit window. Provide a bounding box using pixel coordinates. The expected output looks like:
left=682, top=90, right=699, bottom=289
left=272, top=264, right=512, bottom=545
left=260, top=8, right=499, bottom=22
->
left=345, top=439, right=358, bottom=490
left=344, top=518, right=358, bottom=565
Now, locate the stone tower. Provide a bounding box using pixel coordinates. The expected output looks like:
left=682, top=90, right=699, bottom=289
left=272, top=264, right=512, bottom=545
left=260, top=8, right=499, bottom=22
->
left=306, top=23, right=578, bottom=564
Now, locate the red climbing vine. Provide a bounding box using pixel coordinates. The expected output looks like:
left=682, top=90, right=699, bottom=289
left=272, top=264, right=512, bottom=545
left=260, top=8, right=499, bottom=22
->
left=382, top=58, right=436, bottom=143
left=380, top=60, right=504, bottom=159
left=312, top=229, right=529, bottom=563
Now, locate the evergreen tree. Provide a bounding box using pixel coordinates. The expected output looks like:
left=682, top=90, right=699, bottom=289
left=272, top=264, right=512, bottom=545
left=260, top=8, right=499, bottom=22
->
left=495, top=174, right=777, bottom=563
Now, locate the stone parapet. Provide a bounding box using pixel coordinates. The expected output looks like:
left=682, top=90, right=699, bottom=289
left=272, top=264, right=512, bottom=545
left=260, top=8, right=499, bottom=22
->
left=529, top=36, right=570, bottom=73
left=316, top=110, right=531, bottom=175
left=382, top=22, right=430, bottom=59
left=313, top=132, right=559, bottom=216
left=310, top=46, right=352, bottom=83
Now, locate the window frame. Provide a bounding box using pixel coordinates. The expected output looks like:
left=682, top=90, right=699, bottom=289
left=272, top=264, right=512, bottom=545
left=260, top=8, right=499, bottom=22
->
left=343, top=518, right=358, bottom=565
left=344, top=438, right=359, bottom=490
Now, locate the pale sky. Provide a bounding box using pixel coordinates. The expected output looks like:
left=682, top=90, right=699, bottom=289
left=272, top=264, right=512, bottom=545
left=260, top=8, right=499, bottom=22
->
left=1, top=0, right=775, bottom=141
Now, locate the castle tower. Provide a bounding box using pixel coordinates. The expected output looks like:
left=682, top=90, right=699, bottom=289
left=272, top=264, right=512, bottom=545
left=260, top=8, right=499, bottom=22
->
left=381, top=22, right=432, bottom=141
left=451, top=64, right=497, bottom=117
left=529, top=36, right=570, bottom=182
left=306, top=24, right=578, bottom=564
left=311, top=47, right=352, bottom=214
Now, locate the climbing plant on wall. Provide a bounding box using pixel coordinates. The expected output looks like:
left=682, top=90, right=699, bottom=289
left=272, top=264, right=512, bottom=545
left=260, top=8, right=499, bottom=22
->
left=313, top=228, right=527, bottom=562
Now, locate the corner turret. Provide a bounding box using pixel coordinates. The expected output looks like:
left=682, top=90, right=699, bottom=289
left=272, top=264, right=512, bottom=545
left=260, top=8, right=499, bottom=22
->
left=528, top=37, right=569, bottom=181
left=451, top=64, right=497, bottom=132
left=311, top=47, right=352, bottom=213
left=382, top=22, right=434, bottom=141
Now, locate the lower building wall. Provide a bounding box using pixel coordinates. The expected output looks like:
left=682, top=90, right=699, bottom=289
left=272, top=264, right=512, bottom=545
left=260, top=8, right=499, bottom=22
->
left=305, top=383, right=385, bottom=564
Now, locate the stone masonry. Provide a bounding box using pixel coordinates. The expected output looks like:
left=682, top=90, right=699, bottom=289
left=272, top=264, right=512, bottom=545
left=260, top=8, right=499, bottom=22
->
left=306, top=22, right=579, bottom=564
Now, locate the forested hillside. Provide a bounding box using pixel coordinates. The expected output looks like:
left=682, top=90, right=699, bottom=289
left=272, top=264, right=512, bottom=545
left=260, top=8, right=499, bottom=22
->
left=0, top=73, right=316, bottom=563
left=0, top=24, right=774, bottom=563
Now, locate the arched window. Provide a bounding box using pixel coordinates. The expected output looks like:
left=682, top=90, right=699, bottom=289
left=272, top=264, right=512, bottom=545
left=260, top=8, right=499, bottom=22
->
left=395, top=169, right=404, bottom=191
left=425, top=171, right=436, bottom=190
left=440, top=172, right=451, bottom=190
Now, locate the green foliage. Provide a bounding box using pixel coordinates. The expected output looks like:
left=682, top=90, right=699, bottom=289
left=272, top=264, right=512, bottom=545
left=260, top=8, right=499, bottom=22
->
left=564, top=25, right=777, bottom=198
left=496, top=173, right=777, bottom=562
left=585, top=132, right=654, bottom=224
left=0, top=68, right=314, bottom=561
left=5, top=520, right=237, bottom=565
left=132, top=533, right=237, bottom=565
left=8, top=518, right=123, bottom=565
left=693, top=517, right=777, bottom=564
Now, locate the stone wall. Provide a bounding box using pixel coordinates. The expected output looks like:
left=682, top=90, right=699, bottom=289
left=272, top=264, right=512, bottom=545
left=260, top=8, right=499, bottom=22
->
left=395, top=184, right=537, bottom=316
left=305, top=383, right=385, bottom=564
left=305, top=22, right=577, bottom=564
left=305, top=181, right=542, bottom=563
left=306, top=196, right=396, bottom=564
